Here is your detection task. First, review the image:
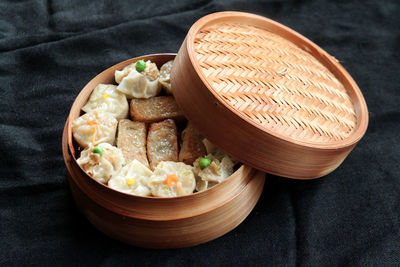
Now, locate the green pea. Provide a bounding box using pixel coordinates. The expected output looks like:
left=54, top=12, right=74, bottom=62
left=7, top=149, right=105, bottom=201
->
left=199, top=157, right=211, bottom=169
left=135, top=60, right=146, bottom=72
left=92, top=146, right=104, bottom=156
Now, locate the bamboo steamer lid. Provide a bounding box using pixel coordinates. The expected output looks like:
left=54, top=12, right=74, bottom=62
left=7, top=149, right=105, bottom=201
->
left=171, top=11, right=368, bottom=179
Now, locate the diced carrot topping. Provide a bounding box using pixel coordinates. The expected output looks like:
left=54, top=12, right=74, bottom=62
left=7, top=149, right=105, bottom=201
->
left=126, top=179, right=136, bottom=185
left=102, top=93, right=110, bottom=99
left=87, top=120, right=98, bottom=126
left=165, top=174, right=178, bottom=187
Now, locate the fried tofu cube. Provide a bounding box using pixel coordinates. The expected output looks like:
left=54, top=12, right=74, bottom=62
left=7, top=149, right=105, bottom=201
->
left=147, top=119, right=179, bottom=170
left=117, top=119, right=149, bottom=167
left=179, top=122, right=206, bottom=165
left=130, top=96, right=184, bottom=123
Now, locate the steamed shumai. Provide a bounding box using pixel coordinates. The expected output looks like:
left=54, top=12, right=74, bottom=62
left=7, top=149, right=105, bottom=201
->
left=193, top=154, right=235, bottom=184
left=82, top=84, right=128, bottom=120
left=192, top=138, right=236, bottom=191
left=72, top=109, right=118, bottom=148
left=77, top=143, right=125, bottom=184
left=115, top=60, right=161, bottom=99
left=148, top=161, right=196, bottom=197
left=108, top=159, right=153, bottom=196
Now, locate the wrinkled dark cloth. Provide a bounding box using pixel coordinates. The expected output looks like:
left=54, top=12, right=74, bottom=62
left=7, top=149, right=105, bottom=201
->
left=0, top=0, right=399, bottom=266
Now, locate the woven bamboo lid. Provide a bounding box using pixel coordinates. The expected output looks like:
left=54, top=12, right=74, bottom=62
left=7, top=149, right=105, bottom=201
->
left=171, top=11, right=368, bottom=179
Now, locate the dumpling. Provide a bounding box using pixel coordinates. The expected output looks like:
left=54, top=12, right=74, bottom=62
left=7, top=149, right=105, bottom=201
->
left=82, top=84, right=128, bottom=120
left=159, top=60, right=173, bottom=94
left=108, top=159, right=152, bottom=196
left=193, top=140, right=237, bottom=189
left=193, top=154, right=235, bottom=183
left=77, top=143, right=125, bottom=184
left=72, top=109, right=117, bottom=148
left=148, top=161, right=195, bottom=197
left=115, top=60, right=161, bottom=99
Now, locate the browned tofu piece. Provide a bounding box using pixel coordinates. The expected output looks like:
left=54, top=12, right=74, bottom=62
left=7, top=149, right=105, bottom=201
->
left=117, top=119, right=149, bottom=167
left=179, top=122, right=207, bottom=165
left=130, top=96, right=184, bottom=123
left=147, top=119, right=178, bottom=170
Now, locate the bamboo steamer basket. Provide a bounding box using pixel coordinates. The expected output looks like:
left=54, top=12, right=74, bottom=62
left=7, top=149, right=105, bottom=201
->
left=63, top=54, right=266, bottom=249
left=62, top=11, right=368, bottom=248
left=171, top=12, right=368, bottom=179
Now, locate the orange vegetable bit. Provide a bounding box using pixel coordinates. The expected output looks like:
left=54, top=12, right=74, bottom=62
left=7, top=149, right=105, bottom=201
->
left=87, top=120, right=98, bottom=126
left=165, top=174, right=178, bottom=187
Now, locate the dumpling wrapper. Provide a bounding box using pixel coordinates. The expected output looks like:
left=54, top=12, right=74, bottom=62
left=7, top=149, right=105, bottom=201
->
left=77, top=143, right=125, bottom=184
left=72, top=109, right=117, bottom=148
left=108, top=159, right=152, bottom=196
left=195, top=178, right=217, bottom=192
left=148, top=161, right=195, bottom=197
left=159, top=60, right=173, bottom=94
left=82, top=84, right=128, bottom=120
left=115, top=61, right=161, bottom=99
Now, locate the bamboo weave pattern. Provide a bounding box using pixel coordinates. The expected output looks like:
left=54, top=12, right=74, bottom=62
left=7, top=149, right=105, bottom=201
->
left=194, top=23, right=357, bottom=142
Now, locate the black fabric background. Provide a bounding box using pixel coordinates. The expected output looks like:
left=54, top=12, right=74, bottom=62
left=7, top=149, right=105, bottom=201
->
left=0, top=0, right=399, bottom=266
